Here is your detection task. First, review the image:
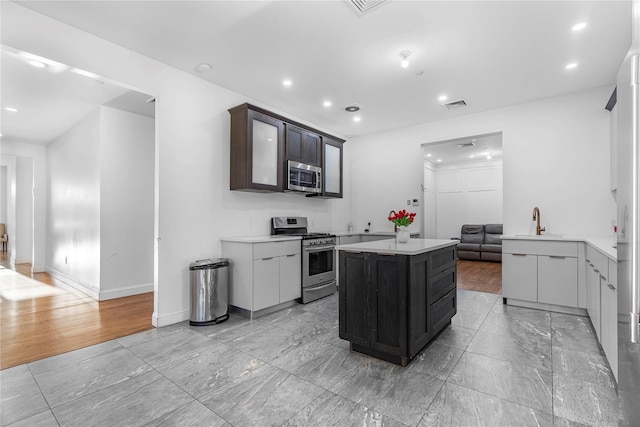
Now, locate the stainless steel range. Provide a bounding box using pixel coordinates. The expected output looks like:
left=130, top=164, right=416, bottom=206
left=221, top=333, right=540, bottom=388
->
left=271, top=217, right=337, bottom=303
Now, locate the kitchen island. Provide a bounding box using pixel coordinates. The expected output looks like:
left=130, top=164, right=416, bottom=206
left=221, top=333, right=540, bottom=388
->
left=336, top=239, right=458, bottom=366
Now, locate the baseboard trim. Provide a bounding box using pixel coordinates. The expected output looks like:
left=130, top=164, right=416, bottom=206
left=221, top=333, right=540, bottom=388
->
left=45, top=267, right=99, bottom=300
left=32, top=265, right=46, bottom=273
left=153, top=308, right=190, bottom=327
left=505, top=298, right=588, bottom=316
left=98, top=282, right=154, bottom=301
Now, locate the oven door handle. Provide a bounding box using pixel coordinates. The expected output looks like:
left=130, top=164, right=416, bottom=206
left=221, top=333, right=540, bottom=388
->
left=304, top=245, right=335, bottom=252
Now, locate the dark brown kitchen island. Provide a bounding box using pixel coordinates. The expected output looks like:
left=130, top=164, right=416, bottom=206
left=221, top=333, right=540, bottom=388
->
left=336, top=239, right=458, bottom=366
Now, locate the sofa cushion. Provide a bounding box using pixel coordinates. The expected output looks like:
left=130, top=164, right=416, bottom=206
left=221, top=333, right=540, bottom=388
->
left=460, top=224, right=484, bottom=244
left=457, top=243, right=481, bottom=252
left=484, top=224, right=503, bottom=245
left=458, top=250, right=481, bottom=260
left=481, top=244, right=502, bottom=253
left=481, top=252, right=502, bottom=262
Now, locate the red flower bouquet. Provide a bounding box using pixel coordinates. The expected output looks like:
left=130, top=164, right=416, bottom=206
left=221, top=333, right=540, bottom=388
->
left=388, top=209, right=416, bottom=228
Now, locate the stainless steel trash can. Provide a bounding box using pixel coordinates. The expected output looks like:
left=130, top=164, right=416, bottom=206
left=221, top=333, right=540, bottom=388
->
left=189, top=258, right=230, bottom=326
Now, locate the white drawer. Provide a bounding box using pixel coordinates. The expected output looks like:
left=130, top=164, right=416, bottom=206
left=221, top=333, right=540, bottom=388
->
left=253, top=241, right=300, bottom=259
left=586, top=244, right=608, bottom=277
left=503, top=240, right=578, bottom=257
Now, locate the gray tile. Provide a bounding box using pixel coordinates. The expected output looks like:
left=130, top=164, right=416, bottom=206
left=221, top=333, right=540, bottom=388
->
left=300, top=293, right=338, bottom=315
left=271, top=340, right=365, bottom=389
left=6, top=410, right=58, bottom=427
left=553, top=373, right=618, bottom=426
left=551, top=313, right=601, bottom=354
left=52, top=371, right=193, bottom=427
left=432, top=325, right=476, bottom=350
left=421, top=382, right=554, bottom=427
left=126, top=327, right=217, bottom=369
left=468, top=329, right=552, bottom=370
left=448, top=352, right=553, bottom=414
left=254, top=305, right=308, bottom=325
left=189, top=313, right=254, bottom=340
left=374, top=370, right=444, bottom=426
left=407, top=342, right=464, bottom=381
left=480, top=311, right=551, bottom=340
left=0, top=365, right=50, bottom=426
left=552, top=347, right=615, bottom=389
left=156, top=341, right=264, bottom=398
left=283, top=391, right=406, bottom=427
left=450, top=309, right=488, bottom=329
left=330, top=358, right=404, bottom=407
left=223, top=324, right=314, bottom=362
left=116, top=322, right=191, bottom=348
left=27, top=340, right=123, bottom=376
left=275, top=310, right=337, bottom=337
left=199, top=364, right=324, bottom=426
left=553, top=416, right=589, bottom=427
left=212, top=319, right=273, bottom=345
left=34, top=347, right=153, bottom=408
left=315, top=318, right=350, bottom=350
left=456, top=291, right=499, bottom=314
left=145, top=400, right=230, bottom=426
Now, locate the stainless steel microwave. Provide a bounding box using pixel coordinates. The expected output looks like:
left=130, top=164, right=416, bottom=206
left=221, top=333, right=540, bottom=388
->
left=287, top=161, right=322, bottom=193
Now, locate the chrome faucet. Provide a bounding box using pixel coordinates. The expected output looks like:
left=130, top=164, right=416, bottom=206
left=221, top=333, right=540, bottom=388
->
left=532, top=207, right=546, bottom=235
left=389, top=210, right=398, bottom=232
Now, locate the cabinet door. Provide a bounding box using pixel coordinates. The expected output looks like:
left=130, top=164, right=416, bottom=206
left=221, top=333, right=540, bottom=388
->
left=339, top=251, right=370, bottom=346
left=502, top=253, right=537, bottom=302
left=285, top=125, right=304, bottom=163
left=279, top=253, right=301, bottom=302
left=303, top=131, right=322, bottom=166
left=253, top=257, right=280, bottom=311
left=249, top=110, right=284, bottom=191
left=323, top=138, right=343, bottom=197
left=538, top=256, right=578, bottom=307
left=586, top=264, right=602, bottom=340
left=370, top=254, right=406, bottom=356
left=601, top=279, right=618, bottom=380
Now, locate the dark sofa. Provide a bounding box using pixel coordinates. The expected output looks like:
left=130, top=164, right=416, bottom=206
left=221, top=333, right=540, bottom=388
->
left=453, top=224, right=503, bottom=262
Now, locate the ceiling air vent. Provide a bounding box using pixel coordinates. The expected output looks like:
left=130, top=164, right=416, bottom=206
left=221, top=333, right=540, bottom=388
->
left=346, top=0, right=388, bottom=16
left=443, top=100, right=467, bottom=110
left=457, top=142, right=475, bottom=148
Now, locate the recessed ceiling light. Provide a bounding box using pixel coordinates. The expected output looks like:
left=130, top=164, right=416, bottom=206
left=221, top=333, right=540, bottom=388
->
left=195, top=63, right=211, bottom=73
left=400, top=50, right=411, bottom=68
left=436, top=159, right=442, bottom=163
left=470, top=155, right=475, bottom=159
left=566, top=62, right=578, bottom=70
left=572, top=22, right=587, bottom=31
left=323, top=100, right=332, bottom=107
left=487, top=155, right=493, bottom=160
left=28, top=59, right=46, bottom=68
left=426, top=153, right=432, bottom=157
left=353, top=116, right=361, bottom=122
left=282, top=79, right=292, bottom=87
left=345, top=105, right=360, bottom=112
left=438, top=95, right=448, bottom=102
left=5, top=107, right=18, bottom=112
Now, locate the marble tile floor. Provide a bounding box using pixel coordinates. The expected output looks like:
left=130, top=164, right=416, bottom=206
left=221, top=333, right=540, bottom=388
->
left=1, top=289, right=618, bottom=427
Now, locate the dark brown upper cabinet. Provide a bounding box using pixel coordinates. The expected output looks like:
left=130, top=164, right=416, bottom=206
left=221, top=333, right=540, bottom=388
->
left=322, top=136, right=343, bottom=198
left=228, top=103, right=344, bottom=197
left=285, top=124, right=322, bottom=167
left=229, top=104, right=285, bottom=192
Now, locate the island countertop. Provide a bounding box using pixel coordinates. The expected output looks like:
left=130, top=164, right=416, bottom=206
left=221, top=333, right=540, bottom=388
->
left=335, top=238, right=457, bottom=256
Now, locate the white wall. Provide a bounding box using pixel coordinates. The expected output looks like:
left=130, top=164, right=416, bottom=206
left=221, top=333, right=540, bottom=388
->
left=15, top=156, right=33, bottom=264
left=0, top=166, right=7, bottom=224
left=430, top=160, right=503, bottom=239
left=46, top=110, right=101, bottom=296
left=3, top=3, right=351, bottom=326
left=351, top=87, right=616, bottom=238
left=99, top=107, right=154, bottom=298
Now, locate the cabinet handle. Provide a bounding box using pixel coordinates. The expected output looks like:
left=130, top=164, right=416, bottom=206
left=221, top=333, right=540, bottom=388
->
left=549, top=255, right=566, bottom=259
left=600, top=274, right=606, bottom=280
left=286, top=254, right=297, bottom=257
left=262, top=257, right=274, bottom=261
left=378, top=253, right=396, bottom=256
left=594, top=269, right=599, bottom=273
left=608, top=283, right=616, bottom=290
left=512, top=253, right=527, bottom=256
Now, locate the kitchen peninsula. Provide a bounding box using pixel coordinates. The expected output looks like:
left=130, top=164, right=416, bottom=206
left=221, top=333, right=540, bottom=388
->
left=336, top=239, right=458, bottom=366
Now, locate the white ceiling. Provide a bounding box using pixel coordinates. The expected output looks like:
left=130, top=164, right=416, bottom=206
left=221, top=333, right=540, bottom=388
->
left=424, top=132, right=502, bottom=166
left=3, top=1, right=632, bottom=143
left=1, top=46, right=154, bottom=145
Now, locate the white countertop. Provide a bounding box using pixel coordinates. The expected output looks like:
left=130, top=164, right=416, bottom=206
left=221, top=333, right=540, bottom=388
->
left=502, top=234, right=616, bottom=260
left=220, top=235, right=302, bottom=243
left=336, top=238, right=457, bottom=256
left=332, top=231, right=420, bottom=237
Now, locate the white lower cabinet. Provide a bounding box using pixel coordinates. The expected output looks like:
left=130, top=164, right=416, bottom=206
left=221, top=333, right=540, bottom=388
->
left=222, top=239, right=301, bottom=315
left=502, top=240, right=578, bottom=307
left=602, top=258, right=618, bottom=381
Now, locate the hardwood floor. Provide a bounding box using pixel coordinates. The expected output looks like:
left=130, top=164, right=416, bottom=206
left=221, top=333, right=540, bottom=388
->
left=0, top=252, right=154, bottom=370
left=457, top=259, right=502, bottom=294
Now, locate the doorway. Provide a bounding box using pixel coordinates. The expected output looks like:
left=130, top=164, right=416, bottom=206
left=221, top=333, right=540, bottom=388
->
left=421, top=132, right=504, bottom=294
